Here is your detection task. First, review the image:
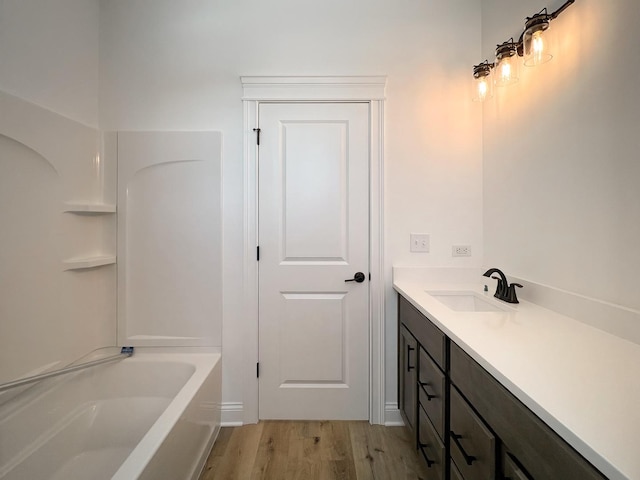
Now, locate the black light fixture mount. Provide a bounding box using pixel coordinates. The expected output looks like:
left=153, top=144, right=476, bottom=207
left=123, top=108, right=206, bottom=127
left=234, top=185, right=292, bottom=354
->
left=473, top=60, right=494, bottom=80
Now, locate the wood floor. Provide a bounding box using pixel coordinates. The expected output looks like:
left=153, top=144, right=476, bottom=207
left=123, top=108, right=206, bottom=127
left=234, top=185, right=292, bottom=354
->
left=199, top=421, right=428, bottom=480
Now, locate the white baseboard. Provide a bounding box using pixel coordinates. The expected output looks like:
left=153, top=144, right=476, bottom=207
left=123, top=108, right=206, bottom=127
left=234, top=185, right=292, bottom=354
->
left=223, top=401, right=404, bottom=427
left=384, top=402, right=404, bottom=426
left=221, top=402, right=244, bottom=426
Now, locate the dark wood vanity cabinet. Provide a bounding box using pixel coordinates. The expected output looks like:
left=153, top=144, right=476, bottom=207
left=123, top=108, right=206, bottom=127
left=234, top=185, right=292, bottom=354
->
left=399, top=324, right=418, bottom=432
left=399, top=295, right=448, bottom=479
left=398, top=293, right=606, bottom=480
left=419, top=347, right=446, bottom=439
left=450, top=385, right=496, bottom=480
left=503, top=452, right=533, bottom=480
left=449, top=342, right=606, bottom=480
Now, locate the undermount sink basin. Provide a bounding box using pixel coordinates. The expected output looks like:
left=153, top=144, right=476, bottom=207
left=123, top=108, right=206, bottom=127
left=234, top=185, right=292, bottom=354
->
left=425, top=290, right=512, bottom=312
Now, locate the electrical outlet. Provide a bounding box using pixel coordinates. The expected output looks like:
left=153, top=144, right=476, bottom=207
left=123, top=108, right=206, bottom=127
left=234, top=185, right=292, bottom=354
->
left=452, top=245, right=471, bottom=257
left=410, top=234, right=430, bottom=253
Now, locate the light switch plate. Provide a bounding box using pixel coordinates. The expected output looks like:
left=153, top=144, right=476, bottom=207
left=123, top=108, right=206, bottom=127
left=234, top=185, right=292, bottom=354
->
left=410, top=234, right=430, bottom=253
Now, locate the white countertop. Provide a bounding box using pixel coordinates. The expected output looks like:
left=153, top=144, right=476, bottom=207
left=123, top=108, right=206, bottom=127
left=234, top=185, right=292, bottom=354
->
left=394, top=270, right=640, bottom=480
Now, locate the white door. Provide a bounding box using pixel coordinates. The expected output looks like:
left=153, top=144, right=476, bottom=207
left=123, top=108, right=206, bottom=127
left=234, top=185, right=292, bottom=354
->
left=258, top=102, right=370, bottom=420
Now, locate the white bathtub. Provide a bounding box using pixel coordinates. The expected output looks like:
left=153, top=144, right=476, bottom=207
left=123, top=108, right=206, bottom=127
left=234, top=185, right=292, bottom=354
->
left=0, top=349, right=221, bottom=480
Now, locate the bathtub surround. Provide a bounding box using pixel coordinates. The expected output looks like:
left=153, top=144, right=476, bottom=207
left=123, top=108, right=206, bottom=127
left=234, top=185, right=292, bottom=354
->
left=115, top=131, right=222, bottom=348
left=0, top=91, right=115, bottom=385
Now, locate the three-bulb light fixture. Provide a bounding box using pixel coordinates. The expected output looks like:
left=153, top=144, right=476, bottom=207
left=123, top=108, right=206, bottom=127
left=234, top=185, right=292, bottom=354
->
left=472, top=0, right=575, bottom=102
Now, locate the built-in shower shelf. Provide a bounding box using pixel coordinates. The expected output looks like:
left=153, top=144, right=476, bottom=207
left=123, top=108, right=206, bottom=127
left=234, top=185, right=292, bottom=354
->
left=63, top=255, right=116, bottom=270
left=64, top=203, right=116, bottom=214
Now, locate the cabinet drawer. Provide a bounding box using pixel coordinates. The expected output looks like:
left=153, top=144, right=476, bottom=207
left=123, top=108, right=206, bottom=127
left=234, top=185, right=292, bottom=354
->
left=450, top=386, right=496, bottom=480
left=418, top=347, right=446, bottom=440
left=450, top=341, right=606, bottom=480
left=418, top=404, right=446, bottom=480
left=399, top=295, right=446, bottom=370
left=504, top=452, right=532, bottom=480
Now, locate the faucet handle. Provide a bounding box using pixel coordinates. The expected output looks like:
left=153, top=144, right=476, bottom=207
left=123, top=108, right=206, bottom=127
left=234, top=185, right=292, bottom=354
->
left=505, top=283, right=523, bottom=304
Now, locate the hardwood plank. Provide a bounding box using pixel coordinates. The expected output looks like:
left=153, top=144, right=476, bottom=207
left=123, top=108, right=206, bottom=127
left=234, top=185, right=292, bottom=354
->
left=199, top=427, right=233, bottom=479
left=200, top=421, right=427, bottom=480
left=250, top=421, right=293, bottom=480
left=379, top=425, right=431, bottom=480
left=202, top=423, right=263, bottom=480
left=349, top=422, right=429, bottom=480
left=349, top=421, right=390, bottom=480
left=285, top=421, right=324, bottom=480
left=318, top=421, right=357, bottom=480
left=285, top=437, right=320, bottom=479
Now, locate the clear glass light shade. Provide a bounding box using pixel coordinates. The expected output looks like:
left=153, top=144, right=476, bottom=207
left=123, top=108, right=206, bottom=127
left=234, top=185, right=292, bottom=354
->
left=472, top=67, right=493, bottom=102
left=494, top=45, right=520, bottom=87
left=523, top=18, right=554, bottom=66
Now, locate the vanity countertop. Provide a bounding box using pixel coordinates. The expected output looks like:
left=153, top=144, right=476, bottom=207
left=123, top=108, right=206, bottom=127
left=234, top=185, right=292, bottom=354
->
left=394, top=270, right=640, bottom=480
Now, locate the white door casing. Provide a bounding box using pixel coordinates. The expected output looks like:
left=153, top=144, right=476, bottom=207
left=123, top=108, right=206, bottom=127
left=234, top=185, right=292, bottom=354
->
left=258, top=102, right=370, bottom=419
left=241, top=76, right=386, bottom=425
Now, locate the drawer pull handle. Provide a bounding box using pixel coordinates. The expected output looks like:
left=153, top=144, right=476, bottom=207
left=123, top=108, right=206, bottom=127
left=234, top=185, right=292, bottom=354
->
left=418, top=443, right=436, bottom=467
left=419, top=382, right=436, bottom=401
left=450, top=431, right=477, bottom=466
left=407, top=346, right=415, bottom=371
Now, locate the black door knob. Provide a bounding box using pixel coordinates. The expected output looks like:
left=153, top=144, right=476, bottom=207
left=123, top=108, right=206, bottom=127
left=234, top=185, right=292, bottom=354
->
left=345, top=272, right=366, bottom=283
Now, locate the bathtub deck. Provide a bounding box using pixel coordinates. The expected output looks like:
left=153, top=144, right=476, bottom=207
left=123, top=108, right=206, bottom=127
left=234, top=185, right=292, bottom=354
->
left=199, top=421, right=428, bottom=480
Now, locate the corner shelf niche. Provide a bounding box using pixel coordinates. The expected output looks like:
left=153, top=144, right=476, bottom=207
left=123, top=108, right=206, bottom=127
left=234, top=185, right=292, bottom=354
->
left=64, top=202, right=116, bottom=214
left=63, top=255, right=116, bottom=271
left=63, top=201, right=117, bottom=271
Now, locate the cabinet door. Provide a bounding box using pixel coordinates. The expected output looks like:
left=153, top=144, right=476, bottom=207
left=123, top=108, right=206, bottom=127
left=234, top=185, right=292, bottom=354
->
left=399, top=325, right=418, bottom=432
left=450, top=386, right=496, bottom=480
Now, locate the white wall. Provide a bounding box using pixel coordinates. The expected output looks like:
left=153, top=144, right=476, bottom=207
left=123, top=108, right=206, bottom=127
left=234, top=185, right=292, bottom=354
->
left=99, top=0, right=483, bottom=418
left=481, top=0, right=640, bottom=312
left=0, top=0, right=100, bottom=127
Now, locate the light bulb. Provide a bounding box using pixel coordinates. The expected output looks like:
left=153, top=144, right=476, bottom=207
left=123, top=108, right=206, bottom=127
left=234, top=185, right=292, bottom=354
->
left=494, top=41, right=519, bottom=87
left=500, top=63, right=512, bottom=80
left=472, top=62, right=493, bottom=102
left=523, top=14, right=553, bottom=67
left=532, top=30, right=545, bottom=64
left=477, top=79, right=488, bottom=100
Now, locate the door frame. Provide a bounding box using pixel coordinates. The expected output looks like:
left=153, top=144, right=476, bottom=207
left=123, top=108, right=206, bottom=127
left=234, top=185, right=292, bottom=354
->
left=241, top=76, right=386, bottom=424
